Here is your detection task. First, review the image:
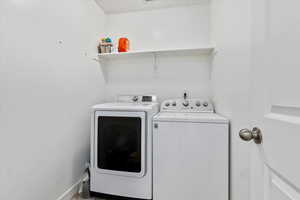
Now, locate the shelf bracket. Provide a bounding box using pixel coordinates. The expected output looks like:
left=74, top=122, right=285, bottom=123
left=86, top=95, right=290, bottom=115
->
left=92, top=56, right=108, bottom=83
left=153, top=52, right=158, bottom=72
left=212, top=48, right=218, bottom=56
left=152, top=52, right=159, bottom=78
left=92, top=57, right=101, bottom=62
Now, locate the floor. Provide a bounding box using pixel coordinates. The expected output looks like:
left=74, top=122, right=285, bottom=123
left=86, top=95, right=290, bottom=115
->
left=72, top=194, right=104, bottom=200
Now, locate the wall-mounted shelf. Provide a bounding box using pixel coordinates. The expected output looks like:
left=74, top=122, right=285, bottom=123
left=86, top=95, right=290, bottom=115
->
left=93, top=46, right=215, bottom=62
left=92, top=46, right=216, bottom=83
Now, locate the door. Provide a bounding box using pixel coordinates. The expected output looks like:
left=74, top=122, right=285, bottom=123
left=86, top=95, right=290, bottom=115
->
left=95, top=111, right=146, bottom=178
left=242, top=0, right=300, bottom=199
left=153, top=121, right=229, bottom=200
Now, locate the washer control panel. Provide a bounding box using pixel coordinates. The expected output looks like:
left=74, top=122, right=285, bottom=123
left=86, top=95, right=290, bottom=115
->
left=161, top=99, right=214, bottom=113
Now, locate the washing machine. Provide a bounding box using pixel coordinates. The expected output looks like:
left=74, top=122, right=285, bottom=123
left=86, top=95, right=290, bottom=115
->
left=153, top=98, right=229, bottom=200
left=90, top=95, right=159, bottom=199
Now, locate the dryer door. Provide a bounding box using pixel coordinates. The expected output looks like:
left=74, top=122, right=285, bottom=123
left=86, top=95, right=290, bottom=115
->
left=95, top=111, right=146, bottom=178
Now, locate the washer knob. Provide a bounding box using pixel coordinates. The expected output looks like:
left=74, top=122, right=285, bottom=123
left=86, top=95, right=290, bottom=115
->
left=165, top=102, right=170, bottom=107
left=203, top=102, right=209, bottom=107
left=196, top=101, right=201, bottom=107
left=182, top=101, right=189, bottom=107
left=172, top=102, right=177, bottom=106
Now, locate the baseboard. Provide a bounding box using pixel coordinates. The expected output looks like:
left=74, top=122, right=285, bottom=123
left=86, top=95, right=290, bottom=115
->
left=56, top=179, right=81, bottom=200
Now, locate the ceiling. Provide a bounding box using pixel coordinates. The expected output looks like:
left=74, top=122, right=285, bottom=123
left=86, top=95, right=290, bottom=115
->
left=95, top=0, right=208, bottom=14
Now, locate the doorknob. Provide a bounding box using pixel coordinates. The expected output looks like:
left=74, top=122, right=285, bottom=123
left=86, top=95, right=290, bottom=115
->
left=239, top=127, right=263, bottom=144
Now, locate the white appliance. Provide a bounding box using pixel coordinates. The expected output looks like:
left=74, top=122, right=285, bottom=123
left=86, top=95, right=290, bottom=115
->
left=90, top=95, right=159, bottom=199
left=153, top=98, right=229, bottom=200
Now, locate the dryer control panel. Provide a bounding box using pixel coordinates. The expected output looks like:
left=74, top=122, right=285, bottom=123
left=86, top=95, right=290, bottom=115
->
left=161, top=99, right=214, bottom=113
left=117, top=95, right=157, bottom=103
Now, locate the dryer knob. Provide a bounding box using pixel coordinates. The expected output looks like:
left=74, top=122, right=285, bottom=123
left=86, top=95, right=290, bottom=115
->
left=132, top=96, right=139, bottom=102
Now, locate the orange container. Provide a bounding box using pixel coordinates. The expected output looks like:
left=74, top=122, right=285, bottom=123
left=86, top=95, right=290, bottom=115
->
left=118, top=38, right=130, bottom=52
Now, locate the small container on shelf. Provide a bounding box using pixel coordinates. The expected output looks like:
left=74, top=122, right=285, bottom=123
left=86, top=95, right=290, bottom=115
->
left=98, top=38, right=113, bottom=54
left=118, top=38, right=130, bottom=52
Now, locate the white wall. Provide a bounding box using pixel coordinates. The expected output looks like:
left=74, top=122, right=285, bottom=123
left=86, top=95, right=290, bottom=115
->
left=101, top=4, right=212, bottom=101
left=0, top=0, right=106, bottom=199
left=106, top=4, right=211, bottom=51
left=211, top=0, right=252, bottom=200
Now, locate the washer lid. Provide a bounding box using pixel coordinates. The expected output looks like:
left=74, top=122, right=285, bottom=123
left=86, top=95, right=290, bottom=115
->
left=153, top=112, right=229, bottom=124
